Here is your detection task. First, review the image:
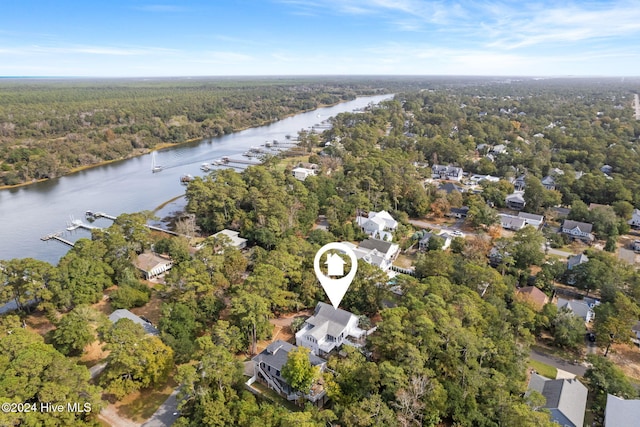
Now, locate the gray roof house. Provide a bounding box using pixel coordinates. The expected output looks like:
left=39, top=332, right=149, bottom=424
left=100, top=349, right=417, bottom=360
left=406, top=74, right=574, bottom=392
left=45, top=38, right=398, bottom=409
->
left=498, top=214, right=526, bottom=231
left=109, top=309, right=159, bottom=335
left=541, top=175, right=556, bottom=190
left=249, top=340, right=327, bottom=405
left=432, top=164, right=463, bottom=181
left=419, top=231, right=453, bottom=251
left=528, top=373, right=588, bottom=427
left=518, top=212, right=544, bottom=228
left=604, top=394, right=640, bottom=426
left=561, top=220, right=595, bottom=242
left=567, top=253, right=589, bottom=270
left=296, top=302, right=365, bottom=357
left=505, top=192, right=526, bottom=210
left=629, top=209, right=640, bottom=228
left=557, top=298, right=595, bottom=323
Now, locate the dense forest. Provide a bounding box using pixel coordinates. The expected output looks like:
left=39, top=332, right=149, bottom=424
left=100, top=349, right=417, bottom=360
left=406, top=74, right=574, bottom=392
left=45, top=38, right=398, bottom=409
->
left=3, top=77, right=640, bottom=426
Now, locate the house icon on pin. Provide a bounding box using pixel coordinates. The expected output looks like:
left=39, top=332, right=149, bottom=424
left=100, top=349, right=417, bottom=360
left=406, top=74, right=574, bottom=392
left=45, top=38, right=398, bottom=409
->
left=325, top=253, right=346, bottom=277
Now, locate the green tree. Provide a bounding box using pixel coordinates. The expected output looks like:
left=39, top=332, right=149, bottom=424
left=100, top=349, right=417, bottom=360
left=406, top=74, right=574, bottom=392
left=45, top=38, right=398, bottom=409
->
left=282, top=346, right=320, bottom=394
left=552, top=308, right=586, bottom=350
left=230, top=290, right=272, bottom=354
left=52, top=305, right=107, bottom=356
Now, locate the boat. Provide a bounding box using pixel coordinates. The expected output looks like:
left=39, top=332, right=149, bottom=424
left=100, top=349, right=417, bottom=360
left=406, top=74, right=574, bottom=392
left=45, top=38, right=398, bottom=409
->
left=200, top=163, right=211, bottom=171
left=180, top=174, right=194, bottom=185
left=151, top=152, right=163, bottom=173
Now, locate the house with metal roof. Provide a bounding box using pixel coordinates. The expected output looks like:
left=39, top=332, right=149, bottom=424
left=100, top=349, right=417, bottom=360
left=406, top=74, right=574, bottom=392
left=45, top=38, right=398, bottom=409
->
left=528, top=373, right=588, bottom=427
left=212, top=229, right=248, bottom=249
left=295, top=302, right=365, bottom=357
left=108, top=309, right=159, bottom=335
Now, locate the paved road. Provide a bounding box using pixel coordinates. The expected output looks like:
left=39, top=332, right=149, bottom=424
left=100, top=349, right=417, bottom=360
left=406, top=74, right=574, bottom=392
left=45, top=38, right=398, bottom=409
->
left=529, top=348, right=587, bottom=377
left=141, top=389, right=180, bottom=427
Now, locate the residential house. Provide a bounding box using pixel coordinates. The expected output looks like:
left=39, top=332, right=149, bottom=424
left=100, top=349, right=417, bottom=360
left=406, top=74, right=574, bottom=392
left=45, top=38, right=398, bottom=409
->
left=604, top=394, right=640, bottom=427
left=541, top=175, right=556, bottom=190
left=518, top=212, right=544, bottom=229
left=629, top=209, right=640, bottom=228
left=469, top=174, right=500, bottom=184
left=631, top=321, right=640, bottom=345
left=601, top=164, right=614, bottom=174
left=527, top=373, right=588, bottom=427
left=134, top=252, right=173, bottom=280
left=498, top=214, right=526, bottom=231
left=505, top=192, right=526, bottom=210
left=515, top=286, right=549, bottom=311
left=249, top=340, right=328, bottom=406
left=292, top=167, right=317, bottom=181
left=438, top=182, right=464, bottom=195
left=342, top=239, right=400, bottom=274
left=557, top=298, right=595, bottom=323
left=553, top=207, right=571, bottom=218
left=419, top=231, right=453, bottom=251
left=490, top=144, right=507, bottom=155
left=448, top=206, right=469, bottom=218
left=632, top=240, right=640, bottom=252
left=432, top=164, right=463, bottom=181
left=561, top=220, right=595, bottom=243
left=212, top=229, right=248, bottom=249
left=356, top=210, right=398, bottom=241
left=109, top=309, right=159, bottom=335
left=567, top=253, right=589, bottom=271
left=296, top=302, right=365, bottom=357
left=513, top=174, right=527, bottom=191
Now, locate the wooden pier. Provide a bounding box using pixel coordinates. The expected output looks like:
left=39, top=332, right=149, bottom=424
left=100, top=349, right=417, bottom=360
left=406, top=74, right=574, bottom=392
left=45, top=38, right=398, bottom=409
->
left=87, top=211, right=182, bottom=237
left=41, top=232, right=74, bottom=247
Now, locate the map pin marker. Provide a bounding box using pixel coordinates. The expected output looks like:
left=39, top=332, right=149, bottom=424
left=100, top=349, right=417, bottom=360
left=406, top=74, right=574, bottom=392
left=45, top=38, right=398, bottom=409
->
left=313, top=242, right=358, bottom=309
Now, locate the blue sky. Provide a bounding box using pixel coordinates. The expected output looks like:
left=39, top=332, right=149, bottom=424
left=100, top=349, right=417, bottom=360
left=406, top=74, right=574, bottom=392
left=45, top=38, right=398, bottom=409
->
left=1, top=0, right=639, bottom=77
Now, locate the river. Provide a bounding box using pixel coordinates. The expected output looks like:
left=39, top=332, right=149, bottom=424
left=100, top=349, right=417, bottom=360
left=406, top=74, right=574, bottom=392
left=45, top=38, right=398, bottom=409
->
left=0, top=94, right=393, bottom=265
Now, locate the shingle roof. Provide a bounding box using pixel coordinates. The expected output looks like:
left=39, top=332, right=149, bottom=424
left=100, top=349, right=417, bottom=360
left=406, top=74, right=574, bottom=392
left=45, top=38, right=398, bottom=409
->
left=359, top=238, right=395, bottom=253
left=562, top=220, right=593, bottom=233
left=605, top=394, right=640, bottom=427
left=109, top=309, right=159, bottom=335
left=257, top=340, right=325, bottom=373
left=305, top=302, right=357, bottom=340
left=528, top=374, right=587, bottom=427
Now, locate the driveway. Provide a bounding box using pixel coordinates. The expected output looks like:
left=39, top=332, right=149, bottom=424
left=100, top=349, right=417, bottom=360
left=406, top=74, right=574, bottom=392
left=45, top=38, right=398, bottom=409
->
left=408, top=219, right=468, bottom=237
left=529, top=348, right=587, bottom=377
left=141, top=389, right=180, bottom=427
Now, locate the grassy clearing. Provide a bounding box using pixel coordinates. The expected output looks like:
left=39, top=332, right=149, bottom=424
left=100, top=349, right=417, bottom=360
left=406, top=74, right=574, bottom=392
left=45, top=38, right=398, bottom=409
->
left=529, top=359, right=558, bottom=379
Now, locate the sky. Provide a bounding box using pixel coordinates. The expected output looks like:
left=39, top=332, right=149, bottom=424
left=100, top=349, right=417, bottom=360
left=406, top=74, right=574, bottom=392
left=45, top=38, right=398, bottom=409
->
left=1, top=0, right=639, bottom=77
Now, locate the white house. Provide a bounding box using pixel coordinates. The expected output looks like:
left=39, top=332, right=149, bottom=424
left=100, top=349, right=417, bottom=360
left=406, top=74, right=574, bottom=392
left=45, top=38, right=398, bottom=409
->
left=557, top=298, right=596, bottom=323
left=212, top=229, right=248, bottom=249
left=356, top=210, right=398, bottom=241
left=343, top=238, right=400, bottom=274
left=292, top=167, right=317, bottom=181
left=499, top=214, right=526, bottom=231
left=561, top=220, right=595, bottom=242
left=432, top=164, right=463, bottom=181
left=134, top=252, right=173, bottom=280
left=296, top=302, right=366, bottom=357
left=518, top=212, right=544, bottom=229
left=418, top=231, right=453, bottom=251
left=541, top=175, right=556, bottom=190
left=629, top=209, right=640, bottom=228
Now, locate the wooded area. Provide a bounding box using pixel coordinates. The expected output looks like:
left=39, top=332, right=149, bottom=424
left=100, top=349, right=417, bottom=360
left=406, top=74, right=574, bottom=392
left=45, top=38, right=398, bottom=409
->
left=3, top=77, right=640, bottom=426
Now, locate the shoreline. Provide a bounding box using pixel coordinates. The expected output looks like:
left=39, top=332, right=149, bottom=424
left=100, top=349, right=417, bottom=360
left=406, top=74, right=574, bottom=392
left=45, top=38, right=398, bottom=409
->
left=0, top=99, right=351, bottom=191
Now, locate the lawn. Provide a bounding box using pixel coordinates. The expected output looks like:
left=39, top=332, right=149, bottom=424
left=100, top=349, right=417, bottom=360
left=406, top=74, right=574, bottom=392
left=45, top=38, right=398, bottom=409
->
left=528, top=359, right=558, bottom=379
left=114, top=375, right=177, bottom=423
left=250, top=381, right=300, bottom=412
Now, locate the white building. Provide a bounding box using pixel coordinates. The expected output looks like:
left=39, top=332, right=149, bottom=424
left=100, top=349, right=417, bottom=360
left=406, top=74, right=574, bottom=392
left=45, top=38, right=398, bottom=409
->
left=356, top=210, right=398, bottom=241
left=212, top=229, right=248, bottom=249
left=296, top=302, right=365, bottom=357
left=292, top=167, right=317, bottom=181
left=629, top=209, right=640, bottom=228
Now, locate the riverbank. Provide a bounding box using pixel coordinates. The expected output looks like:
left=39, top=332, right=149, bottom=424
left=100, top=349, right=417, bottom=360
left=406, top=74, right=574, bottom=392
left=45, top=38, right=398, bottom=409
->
left=0, top=98, right=356, bottom=191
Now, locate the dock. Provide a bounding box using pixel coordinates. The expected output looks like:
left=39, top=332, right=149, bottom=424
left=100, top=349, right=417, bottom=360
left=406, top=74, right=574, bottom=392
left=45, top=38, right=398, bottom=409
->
left=41, top=232, right=74, bottom=247
left=219, top=157, right=260, bottom=166
left=87, top=211, right=182, bottom=237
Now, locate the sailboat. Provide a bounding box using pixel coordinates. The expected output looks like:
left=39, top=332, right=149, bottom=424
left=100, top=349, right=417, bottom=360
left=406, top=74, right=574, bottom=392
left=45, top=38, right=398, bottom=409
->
left=151, top=151, right=163, bottom=173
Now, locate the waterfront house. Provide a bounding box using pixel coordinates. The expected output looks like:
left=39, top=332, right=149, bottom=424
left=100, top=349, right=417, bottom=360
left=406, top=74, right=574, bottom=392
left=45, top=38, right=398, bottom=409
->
left=296, top=302, right=365, bottom=357
left=134, top=252, right=173, bottom=280
left=212, top=229, right=248, bottom=250
left=527, top=373, right=588, bottom=427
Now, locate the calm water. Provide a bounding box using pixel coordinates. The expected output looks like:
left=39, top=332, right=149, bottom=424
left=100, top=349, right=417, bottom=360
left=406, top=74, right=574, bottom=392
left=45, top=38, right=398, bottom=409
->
left=0, top=94, right=393, bottom=265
